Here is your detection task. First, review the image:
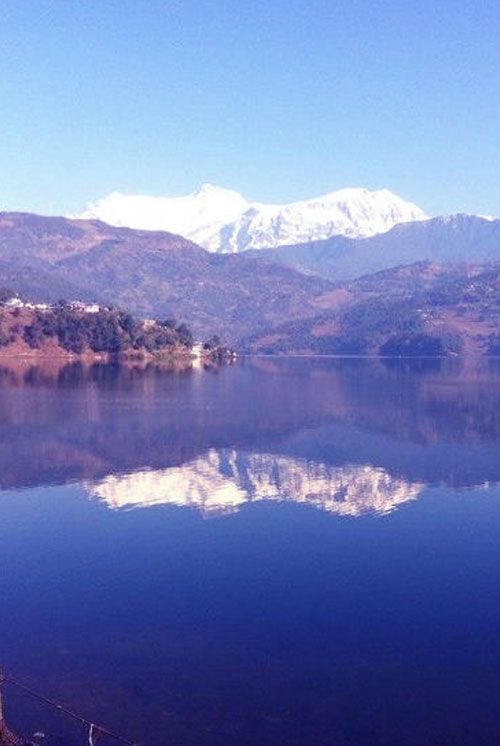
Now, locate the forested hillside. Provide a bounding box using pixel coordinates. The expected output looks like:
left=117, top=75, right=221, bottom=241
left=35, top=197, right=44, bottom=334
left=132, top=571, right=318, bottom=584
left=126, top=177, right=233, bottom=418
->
left=0, top=297, right=196, bottom=359
left=242, top=262, right=500, bottom=356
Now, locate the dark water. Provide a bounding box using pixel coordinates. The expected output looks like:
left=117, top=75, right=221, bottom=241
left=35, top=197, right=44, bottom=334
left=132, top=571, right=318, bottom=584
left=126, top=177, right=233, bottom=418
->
left=0, top=357, right=500, bottom=746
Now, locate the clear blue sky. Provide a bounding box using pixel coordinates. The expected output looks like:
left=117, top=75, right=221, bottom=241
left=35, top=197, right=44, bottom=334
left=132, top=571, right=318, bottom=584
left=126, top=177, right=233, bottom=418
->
left=1, top=0, right=499, bottom=216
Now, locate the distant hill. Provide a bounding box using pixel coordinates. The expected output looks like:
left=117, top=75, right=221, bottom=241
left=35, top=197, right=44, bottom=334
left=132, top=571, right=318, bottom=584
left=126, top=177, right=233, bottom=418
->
left=0, top=212, right=336, bottom=343
left=251, top=214, right=500, bottom=281
left=242, top=261, right=500, bottom=357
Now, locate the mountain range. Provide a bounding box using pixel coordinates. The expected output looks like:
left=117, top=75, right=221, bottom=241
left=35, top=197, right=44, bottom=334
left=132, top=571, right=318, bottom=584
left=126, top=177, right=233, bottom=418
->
left=78, top=184, right=428, bottom=252
left=1, top=184, right=499, bottom=355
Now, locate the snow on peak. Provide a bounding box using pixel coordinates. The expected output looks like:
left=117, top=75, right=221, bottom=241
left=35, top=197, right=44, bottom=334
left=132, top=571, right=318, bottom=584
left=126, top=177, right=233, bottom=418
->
left=76, top=185, right=248, bottom=239
left=75, top=185, right=428, bottom=253
left=194, top=182, right=237, bottom=198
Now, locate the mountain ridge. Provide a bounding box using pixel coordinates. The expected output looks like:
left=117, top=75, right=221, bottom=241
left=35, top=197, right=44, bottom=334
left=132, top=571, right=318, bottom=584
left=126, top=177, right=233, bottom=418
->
left=77, top=184, right=428, bottom=252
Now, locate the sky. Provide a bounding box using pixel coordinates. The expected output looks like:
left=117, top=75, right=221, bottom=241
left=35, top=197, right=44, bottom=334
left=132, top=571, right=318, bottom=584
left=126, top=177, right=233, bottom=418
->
left=1, top=0, right=499, bottom=217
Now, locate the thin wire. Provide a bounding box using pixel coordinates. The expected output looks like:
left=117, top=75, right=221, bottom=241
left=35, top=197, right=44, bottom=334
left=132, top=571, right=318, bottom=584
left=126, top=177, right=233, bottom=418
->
left=2, top=674, right=140, bottom=746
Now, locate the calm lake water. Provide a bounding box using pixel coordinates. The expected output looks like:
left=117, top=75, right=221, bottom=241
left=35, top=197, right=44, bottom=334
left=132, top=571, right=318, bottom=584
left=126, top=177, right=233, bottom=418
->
left=1, top=357, right=500, bottom=746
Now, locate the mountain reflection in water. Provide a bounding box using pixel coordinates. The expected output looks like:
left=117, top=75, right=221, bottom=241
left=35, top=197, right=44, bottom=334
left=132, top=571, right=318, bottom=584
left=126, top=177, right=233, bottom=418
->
left=0, top=356, right=498, bottom=504
left=87, top=452, right=423, bottom=517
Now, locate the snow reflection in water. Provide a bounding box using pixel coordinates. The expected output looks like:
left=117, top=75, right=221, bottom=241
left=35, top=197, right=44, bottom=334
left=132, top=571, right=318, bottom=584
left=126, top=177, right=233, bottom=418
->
left=87, top=449, right=423, bottom=517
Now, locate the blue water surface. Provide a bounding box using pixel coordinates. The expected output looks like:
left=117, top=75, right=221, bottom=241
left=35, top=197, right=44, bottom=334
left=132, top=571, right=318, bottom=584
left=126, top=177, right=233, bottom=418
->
left=0, top=357, right=499, bottom=746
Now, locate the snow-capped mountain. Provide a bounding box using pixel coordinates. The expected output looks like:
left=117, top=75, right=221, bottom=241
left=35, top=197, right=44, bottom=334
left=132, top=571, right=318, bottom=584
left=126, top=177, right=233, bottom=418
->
left=76, top=184, right=428, bottom=253
left=86, top=448, right=423, bottom=518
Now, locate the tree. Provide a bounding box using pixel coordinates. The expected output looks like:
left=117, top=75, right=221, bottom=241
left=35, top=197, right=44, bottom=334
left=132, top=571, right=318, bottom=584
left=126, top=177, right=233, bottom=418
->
left=161, top=318, right=177, bottom=329
left=118, top=313, right=136, bottom=336
left=0, top=288, right=16, bottom=304
left=23, top=323, right=44, bottom=349
left=203, top=335, right=221, bottom=350
left=175, top=322, right=193, bottom=348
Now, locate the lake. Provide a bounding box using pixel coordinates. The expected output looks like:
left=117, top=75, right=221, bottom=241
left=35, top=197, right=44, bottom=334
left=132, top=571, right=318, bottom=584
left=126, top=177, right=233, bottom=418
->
left=0, top=357, right=499, bottom=746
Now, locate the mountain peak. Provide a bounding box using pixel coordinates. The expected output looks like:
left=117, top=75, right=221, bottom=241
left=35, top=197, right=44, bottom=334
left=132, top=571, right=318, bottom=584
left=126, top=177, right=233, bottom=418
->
left=194, top=183, right=242, bottom=199
left=75, top=185, right=428, bottom=253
